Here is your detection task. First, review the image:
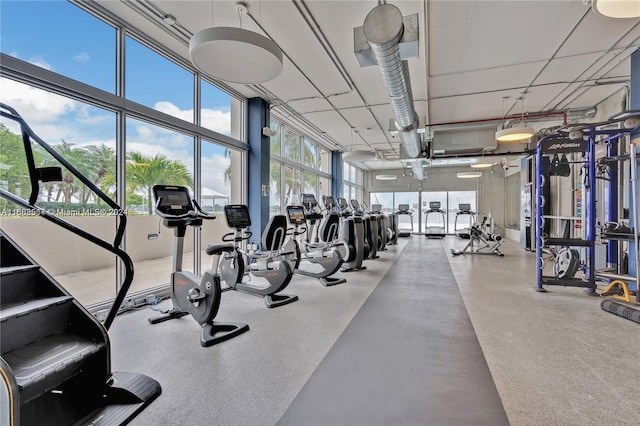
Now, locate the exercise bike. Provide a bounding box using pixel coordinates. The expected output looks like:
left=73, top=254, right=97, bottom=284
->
left=282, top=199, right=347, bottom=286
left=219, top=204, right=298, bottom=308
left=148, top=185, right=249, bottom=347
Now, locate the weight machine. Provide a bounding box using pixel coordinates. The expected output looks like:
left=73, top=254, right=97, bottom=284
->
left=535, top=111, right=640, bottom=304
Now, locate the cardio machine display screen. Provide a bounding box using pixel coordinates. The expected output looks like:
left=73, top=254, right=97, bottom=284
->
left=371, top=204, right=382, bottom=212
left=153, top=186, right=192, bottom=214
left=398, top=204, right=409, bottom=212
left=286, top=206, right=306, bottom=225
left=459, top=203, right=471, bottom=212
left=224, top=205, right=251, bottom=228
left=429, top=201, right=441, bottom=210
left=302, top=193, right=316, bottom=207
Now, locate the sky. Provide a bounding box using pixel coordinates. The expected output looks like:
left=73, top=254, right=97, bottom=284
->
left=0, top=0, right=233, bottom=196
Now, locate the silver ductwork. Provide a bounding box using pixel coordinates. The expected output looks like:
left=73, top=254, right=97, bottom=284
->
left=362, top=3, right=423, bottom=179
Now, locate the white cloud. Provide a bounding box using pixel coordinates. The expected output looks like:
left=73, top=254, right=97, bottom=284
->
left=201, top=108, right=231, bottom=136
left=73, top=52, right=90, bottom=62
left=27, top=56, right=53, bottom=71
left=154, top=101, right=231, bottom=136
left=201, top=153, right=231, bottom=196
left=154, top=101, right=192, bottom=123
left=0, top=78, right=76, bottom=129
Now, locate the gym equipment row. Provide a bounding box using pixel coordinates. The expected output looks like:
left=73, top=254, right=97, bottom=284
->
left=148, top=187, right=405, bottom=348
left=0, top=103, right=161, bottom=426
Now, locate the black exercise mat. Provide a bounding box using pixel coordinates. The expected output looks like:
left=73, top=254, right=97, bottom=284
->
left=278, top=237, right=509, bottom=426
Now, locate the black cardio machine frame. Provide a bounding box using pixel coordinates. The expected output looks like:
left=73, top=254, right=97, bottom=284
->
left=220, top=204, right=298, bottom=308
left=149, top=185, right=249, bottom=346
left=282, top=195, right=347, bottom=286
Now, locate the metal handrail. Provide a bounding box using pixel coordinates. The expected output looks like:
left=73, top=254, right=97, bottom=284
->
left=0, top=103, right=131, bottom=329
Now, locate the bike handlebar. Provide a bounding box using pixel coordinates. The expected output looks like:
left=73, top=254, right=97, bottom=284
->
left=154, top=196, right=216, bottom=221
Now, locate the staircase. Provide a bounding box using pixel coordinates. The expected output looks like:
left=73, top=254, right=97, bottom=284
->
left=0, top=230, right=161, bottom=425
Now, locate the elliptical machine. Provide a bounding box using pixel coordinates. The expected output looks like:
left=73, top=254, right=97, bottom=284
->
left=324, top=195, right=367, bottom=272
left=368, top=203, right=389, bottom=251
left=148, top=185, right=249, bottom=347
left=282, top=195, right=347, bottom=286
left=350, top=199, right=379, bottom=259
left=219, top=204, right=298, bottom=308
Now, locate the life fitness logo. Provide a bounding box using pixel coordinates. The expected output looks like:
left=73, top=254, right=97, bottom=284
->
left=176, top=277, right=188, bottom=286
left=542, top=139, right=586, bottom=154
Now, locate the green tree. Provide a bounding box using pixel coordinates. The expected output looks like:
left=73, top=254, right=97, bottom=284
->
left=224, top=148, right=232, bottom=186
left=85, top=144, right=116, bottom=203
left=127, top=151, right=193, bottom=215
left=0, top=124, right=32, bottom=202
left=50, top=140, right=98, bottom=207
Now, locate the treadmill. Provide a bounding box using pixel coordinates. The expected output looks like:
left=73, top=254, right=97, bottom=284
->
left=396, top=204, right=413, bottom=237
left=425, top=201, right=446, bottom=238
left=454, top=203, right=476, bottom=239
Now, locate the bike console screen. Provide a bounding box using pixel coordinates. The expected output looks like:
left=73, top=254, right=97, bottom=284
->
left=301, top=193, right=317, bottom=209
left=153, top=185, right=193, bottom=216
left=286, top=206, right=306, bottom=225
left=224, top=205, right=252, bottom=229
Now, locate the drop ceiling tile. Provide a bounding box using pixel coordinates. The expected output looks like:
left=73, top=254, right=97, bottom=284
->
left=429, top=61, right=545, bottom=99
left=534, top=52, right=605, bottom=85
left=428, top=1, right=583, bottom=76
left=556, top=12, right=639, bottom=57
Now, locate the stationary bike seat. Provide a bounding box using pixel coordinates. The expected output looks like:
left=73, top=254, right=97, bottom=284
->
left=206, top=244, right=235, bottom=256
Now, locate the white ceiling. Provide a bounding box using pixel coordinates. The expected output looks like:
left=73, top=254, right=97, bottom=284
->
left=96, top=0, right=640, bottom=170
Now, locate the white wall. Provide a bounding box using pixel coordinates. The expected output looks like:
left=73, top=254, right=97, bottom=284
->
left=1, top=215, right=233, bottom=275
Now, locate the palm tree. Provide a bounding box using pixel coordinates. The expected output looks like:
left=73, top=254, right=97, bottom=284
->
left=85, top=144, right=116, bottom=204
left=223, top=148, right=232, bottom=186
left=127, top=151, right=193, bottom=214
left=53, top=140, right=97, bottom=207
left=0, top=124, right=32, bottom=206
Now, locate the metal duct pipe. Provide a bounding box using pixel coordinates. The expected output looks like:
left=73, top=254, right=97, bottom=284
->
left=410, top=162, right=424, bottom=180
left=363, top=3, right=422, bottom=160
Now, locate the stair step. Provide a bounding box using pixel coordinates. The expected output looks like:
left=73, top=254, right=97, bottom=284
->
left=0, top=296, right=72, bottom=321
left=1, top=297, right=74, bottom=353
left=0, top=232, right=31, bottom=267
left=0, top=264, right=38, bottom=275
left=1, top=266, right=64, bottom=309
left=20, top=371, right=162, bottom=426
left=3, top=333, right=106, bottom=403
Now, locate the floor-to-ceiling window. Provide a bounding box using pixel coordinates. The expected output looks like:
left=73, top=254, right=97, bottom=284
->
left=421, top=191, right=448, bottom=233
left=448, top=191, right=477, bottom=235
left=268, top=119, right=332, bottom=214
left=0, top=1, right=245, bottom=307
left=369, top=191, right=477, bottom=234
left=394, top=192, right=419, bottom=233
left=343, top=163, right=364, bottom=207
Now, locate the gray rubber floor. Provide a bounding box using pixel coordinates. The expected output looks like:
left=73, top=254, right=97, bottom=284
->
left=278, top=237, right=509, bottom=426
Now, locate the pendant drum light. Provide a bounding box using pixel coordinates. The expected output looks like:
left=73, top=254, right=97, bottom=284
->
left=189, top=3, right=283, bottom=84
left=592, top=0, right=640, bottom=18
